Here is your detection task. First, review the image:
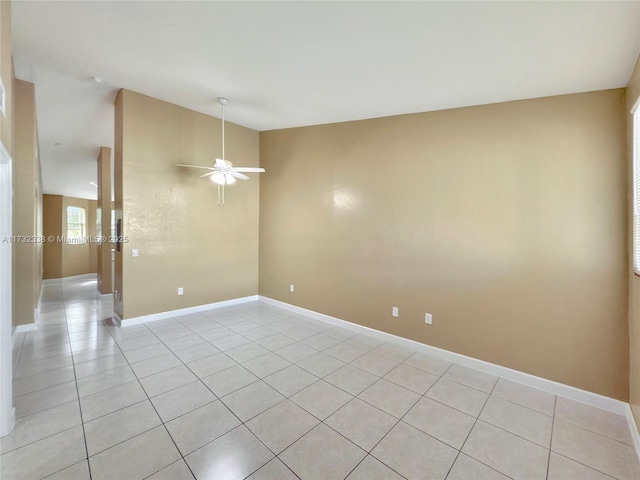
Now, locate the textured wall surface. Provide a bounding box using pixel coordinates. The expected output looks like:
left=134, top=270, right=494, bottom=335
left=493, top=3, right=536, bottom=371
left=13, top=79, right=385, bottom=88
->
left=260, top=89, right=628, bottom=400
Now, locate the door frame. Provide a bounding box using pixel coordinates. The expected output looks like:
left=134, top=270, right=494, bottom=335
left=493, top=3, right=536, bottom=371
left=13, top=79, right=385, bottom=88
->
left=0, top=140, right=14, bottom=437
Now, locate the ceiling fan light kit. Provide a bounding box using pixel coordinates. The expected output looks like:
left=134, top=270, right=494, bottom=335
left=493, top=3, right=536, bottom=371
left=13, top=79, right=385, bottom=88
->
left=177, top=97, right=265, bottom=206
left=211, top=171, right=235, bottom=185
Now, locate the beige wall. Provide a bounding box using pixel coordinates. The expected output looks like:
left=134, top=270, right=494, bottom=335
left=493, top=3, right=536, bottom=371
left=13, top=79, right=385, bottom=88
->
left=43, top=194, right=63, bottom=279
left=97, top=146, right=112, bottom=294
left=260, top=89, right=628, bottom=400
left=628, top=55, right=640, bottom=430
left=0, top=0, right=12, bottom=155
left=61, top=196, right=97, bottom=278
left=114, top=89, right=260, bottom=319
left=13, top=79, right=42, bottom=327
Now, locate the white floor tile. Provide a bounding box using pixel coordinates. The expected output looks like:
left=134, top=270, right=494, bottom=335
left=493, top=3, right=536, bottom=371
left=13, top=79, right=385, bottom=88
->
left=165, top=400, right=241, bottom=455
left=462, top=421, right=549, bottom=480
left=280, top=424, right=366, bottom=480
left=184, top=425, right=273, bottom=480
left=89, top=426, right=180, bottom=480
left=6, top=275, right=637, bottom=480
left=371, top=422, right=457, bottom=480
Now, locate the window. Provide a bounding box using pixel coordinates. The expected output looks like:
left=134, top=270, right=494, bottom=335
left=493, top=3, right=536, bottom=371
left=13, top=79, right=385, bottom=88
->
left=66, top=206, right=86, bottom=243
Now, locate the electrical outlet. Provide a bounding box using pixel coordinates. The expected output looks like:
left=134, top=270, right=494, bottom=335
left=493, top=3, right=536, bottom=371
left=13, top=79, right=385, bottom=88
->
left=178, top=288, right=184, bottom=295
left=425, top=313, right=432, bottom=324
left=290, top=284, right=295, bottom=292
left=392, top=306, right=399, bottom=317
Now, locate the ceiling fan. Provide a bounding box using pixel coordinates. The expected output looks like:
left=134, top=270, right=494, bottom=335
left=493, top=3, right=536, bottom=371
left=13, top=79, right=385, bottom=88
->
left=177, top=97, right=265, bottom=205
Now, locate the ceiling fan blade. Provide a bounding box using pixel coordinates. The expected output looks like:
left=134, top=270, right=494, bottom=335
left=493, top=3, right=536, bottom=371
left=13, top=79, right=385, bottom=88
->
left=229, top=171, right=249, bottom=180
left=215, top=159, right=232, bottom=168
left=199, top=172, right=216, bottom=178
left=177, top=164, right=215, bottom=170
left=233, top=167, right=266, bottom=173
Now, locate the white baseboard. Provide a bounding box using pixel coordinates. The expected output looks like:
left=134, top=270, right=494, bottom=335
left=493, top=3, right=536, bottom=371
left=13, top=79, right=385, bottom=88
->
left=626, top=406, right=640, bottom=464
left=13, top=323, right=37, bottom=334
left=61, top=273, right=97, bottom=281
left=11, top=329, right=23, bottom=349
left=12, top=324, right=36, bottom=360
left=118, top=295, right=259, bottom=328
left=262, top=297, right=640, bottom=458
left=0, top=406, right=15, bottom=439
left=42, top=273, right=98, bottom=285
left=109, top=291, right=639, bottom=457
left=34, top=285, right=43, bottom=322
left=44, top=274, right=97, bottom=284
left=98, top=292, right=113, bottom=300
left=259, top=296, right=631, bottom=417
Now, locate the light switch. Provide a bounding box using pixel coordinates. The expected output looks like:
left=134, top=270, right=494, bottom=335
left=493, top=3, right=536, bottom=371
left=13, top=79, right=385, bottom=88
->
left=132, top=249, right=139, bottom=257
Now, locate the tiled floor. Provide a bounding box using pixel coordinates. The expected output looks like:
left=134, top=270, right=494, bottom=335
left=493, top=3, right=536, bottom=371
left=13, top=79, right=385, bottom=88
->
left=2, top=274, right=639, bottom=480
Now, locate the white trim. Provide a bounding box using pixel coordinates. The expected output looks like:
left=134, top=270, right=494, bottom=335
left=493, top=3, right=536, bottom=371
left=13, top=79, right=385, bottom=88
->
left=0, top=140, right=13, bottom=437
left=626, top=406, right=640, bottom=463
left=259, top=296, right=630, bottom=416
left=34, top=285, right=43, bottom=323
left=118, top=295, right=259, bottom=328
left=0, top=76, right=6, bottom=119
left=43, top=274, right=97, bottom=285
left=61, top=273, right=97, bottom=281
left=99, top=293, right=113, bottom=300
left=13, top=323, right=37, bottom=334
left=11, top=330, right=22, bottom=349
left=0, top=140, right=8, bottom=160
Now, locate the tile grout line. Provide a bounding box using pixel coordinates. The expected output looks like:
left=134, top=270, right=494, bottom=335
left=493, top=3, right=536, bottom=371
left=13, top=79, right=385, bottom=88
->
left=323, top=354, right=456, bottom=477
left=11, top=332, right=26, bottom=378
left=147, top=313, right=311, bottom=479
left=116, top=311, right=472, bottom=478
left=0, top=425, right=83, bottom=461
left=442, top=376, right=505, bottom=480
left=10, top=280, right=637, bottom=480
left=141, top=315, right=298, bottom=475
left=103, top=321, right=200, bottom=480
left=547, top=451, right=619, bottom=480
left=545, top=396, right=557, bottom=480
left=12, top=373, right=77, bottom=399
left=63, top=283, right=102, bottom=480
left=342, top=362, right=458, bottom=480
left=139, top=310, right=394, bottom=478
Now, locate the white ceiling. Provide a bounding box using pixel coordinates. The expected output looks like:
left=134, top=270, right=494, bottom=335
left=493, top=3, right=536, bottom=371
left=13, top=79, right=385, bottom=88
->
left=11, top=1, right=640, bottom=200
